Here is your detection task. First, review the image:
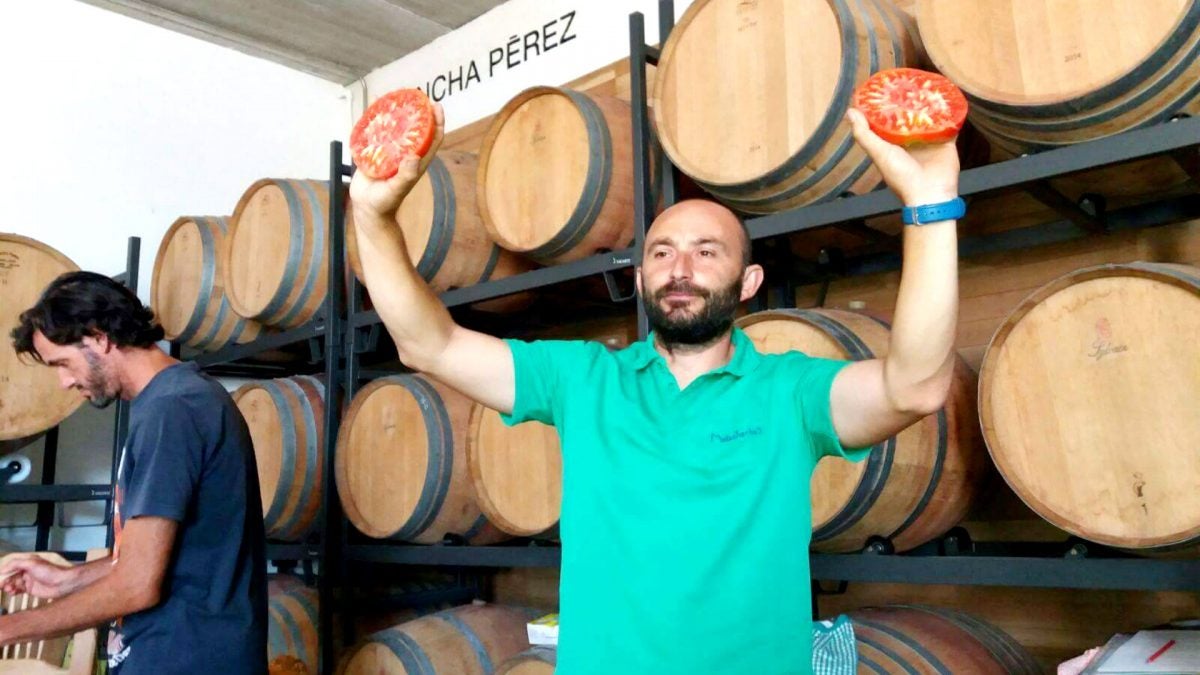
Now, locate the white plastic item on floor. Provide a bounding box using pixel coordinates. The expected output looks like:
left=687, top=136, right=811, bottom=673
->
left=526, top=614, right=558, bottom=647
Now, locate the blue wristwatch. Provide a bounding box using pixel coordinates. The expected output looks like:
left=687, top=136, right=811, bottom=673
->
left=901, top=197, right=966, bottom=225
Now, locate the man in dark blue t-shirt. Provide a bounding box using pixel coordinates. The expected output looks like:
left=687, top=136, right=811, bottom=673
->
left=1, top=271, right=267, bottom=675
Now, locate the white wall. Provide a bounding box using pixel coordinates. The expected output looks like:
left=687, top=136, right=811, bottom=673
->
left=357, top=0, right=696, bottom=131
left=0, top=0, right=349, bottom=551
left=0, top=0, right=350, bottom=297
left=2, top=0, right=692, bottom=552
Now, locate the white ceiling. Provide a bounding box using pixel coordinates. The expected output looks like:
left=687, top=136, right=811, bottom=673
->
left=75, top=0, right=511, bottom=84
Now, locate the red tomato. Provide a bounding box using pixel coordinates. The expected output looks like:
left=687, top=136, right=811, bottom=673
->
left=350, top=88, right=437, bottom=179
left=851, top=68, right=968, bottom=146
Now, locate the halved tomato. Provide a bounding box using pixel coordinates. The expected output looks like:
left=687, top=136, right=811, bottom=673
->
left=851, top=68, right=968, bottom=146
left=350, top=88, right=437, bottom=179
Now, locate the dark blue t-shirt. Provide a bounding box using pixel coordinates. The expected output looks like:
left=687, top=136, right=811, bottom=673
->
left=108, top=362, right=267, bottom=674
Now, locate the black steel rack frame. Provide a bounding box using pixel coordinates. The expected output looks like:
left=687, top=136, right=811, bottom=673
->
left=0, top=237, right=141, bottom=559
left=335, top=0, right=1200, bottom=605
left=167, top=152, right=352, bottom=673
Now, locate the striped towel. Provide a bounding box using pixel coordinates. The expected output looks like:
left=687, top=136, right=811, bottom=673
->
left=813, top=615, right=857, bottom=675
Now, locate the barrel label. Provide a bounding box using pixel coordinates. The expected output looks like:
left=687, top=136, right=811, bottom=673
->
left=737, top=0, right=760, bottom=32
left=0, top=251, right=18, bottom=272
left=1088, top=317, right=1128, bottom=361
left=1133, top=472, right=1148, bottom=516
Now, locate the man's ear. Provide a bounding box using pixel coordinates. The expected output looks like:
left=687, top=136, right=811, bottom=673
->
left=635, top=267, right=644, bottom=297
left=740, top=264, right=765, bottom=302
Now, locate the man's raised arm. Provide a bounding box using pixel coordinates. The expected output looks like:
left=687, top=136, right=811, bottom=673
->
left=348, top=105, right=516, bottom=414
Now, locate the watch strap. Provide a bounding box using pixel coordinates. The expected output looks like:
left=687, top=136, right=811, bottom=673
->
left=901, top=197, right=966, bottom=225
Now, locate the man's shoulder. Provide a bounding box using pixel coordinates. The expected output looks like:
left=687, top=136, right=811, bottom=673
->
left=507, top=336, right=624, bottom=366
left=133, top=365, right=231, bottom=418
left=748, top=349, right=851, bottom=390
left=750, top=348, right=820, bottom=372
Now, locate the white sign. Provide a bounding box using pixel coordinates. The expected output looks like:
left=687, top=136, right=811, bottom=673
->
left=361, top=0, right=696, bottom=131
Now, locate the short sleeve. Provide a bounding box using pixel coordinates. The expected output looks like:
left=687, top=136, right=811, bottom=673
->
left=500, top=339, right=594, bottom=428
left=122, top=401, right=203, bottom=522
left=795, top=355, right=873, bottom=463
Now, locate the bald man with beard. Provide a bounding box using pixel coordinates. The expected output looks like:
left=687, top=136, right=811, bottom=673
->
left=348, top=104, right=962, bottom=675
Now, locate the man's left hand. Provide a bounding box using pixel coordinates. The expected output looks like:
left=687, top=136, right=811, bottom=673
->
left=845, top=108, right=960, bottom=207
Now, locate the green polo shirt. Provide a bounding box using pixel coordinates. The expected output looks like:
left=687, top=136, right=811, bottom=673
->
left=502, top=327, right=871, bottom=674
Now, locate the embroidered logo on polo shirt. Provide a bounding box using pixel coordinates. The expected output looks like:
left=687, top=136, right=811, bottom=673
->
left=710, top=426, right=764, bottom=443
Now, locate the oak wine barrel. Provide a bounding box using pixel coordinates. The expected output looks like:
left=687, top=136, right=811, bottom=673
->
left=346, top=151, right=534, bottom=312
left=917, top=0, right=1200, bottom=150
left=0, top=234, right=83, bottom=441
left=336, top=375, right=507, bottom=545
left=467, top=406, right=561, bottom=539
left=477, top=87, right=638, bottom=264
left=848, top=605, right=1041, bottom=674
left=268, top=578, right=320, bottom=675
left=979, top=262, right=1200, bottom=553
left=224, top=179, right=330, bottom=329
left=341, top=603, right=535, bottom=675
left=152, top=216, right=265, bottom=352
left=233, top=376, right=326, bottom=541
left=496, top=647, right=556, bottom=675
left=652, top=0, right=924, bottom=213
left=736, top=309, right=987, bottom=553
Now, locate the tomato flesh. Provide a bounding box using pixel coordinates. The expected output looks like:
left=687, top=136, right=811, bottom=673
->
left=852, top=68, right=968, bottom=146
left=350, top=88, right=436, bottom=179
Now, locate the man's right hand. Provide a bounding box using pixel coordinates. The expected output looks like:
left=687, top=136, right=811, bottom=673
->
left=349, top=103, right=446, bottom=239
left=0, top=555, right=75, bottom=599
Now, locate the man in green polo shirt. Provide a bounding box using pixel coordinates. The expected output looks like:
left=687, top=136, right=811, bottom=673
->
left=349, top=104, right=961, bottom=674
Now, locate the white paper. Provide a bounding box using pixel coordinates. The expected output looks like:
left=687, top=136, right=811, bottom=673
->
left=1097, top=630, right=1200, bottom=674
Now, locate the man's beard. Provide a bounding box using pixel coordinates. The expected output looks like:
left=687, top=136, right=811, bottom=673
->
left=81, top=349, right=117, bottom=409
left=642, top=275, right=742, bottom=348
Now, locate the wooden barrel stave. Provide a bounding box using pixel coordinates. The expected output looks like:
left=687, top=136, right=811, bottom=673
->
left=654, top=0, right=857, bottom=189
left=968, top=26, right=1200, bottom=134
left=276, top=375, right=325, bottom=541
left=342, top=604, right=535, bottom=675
left=652, top=0, right=923, bottom=213
left=979, top=262, right=1200, bottom=552
left=477, top=87, right=637, bottom=264
left=706, top=0, right=915, bottom=211
left=268, top=578, right=320, bottom=675
left=152, top=216, right=265, bottom=352
left=467, top=404, right=562, bottom=538
left=225, top=179, right=329, bottom=329
left=346, top=152, right=535, bottom=296
left=848, top=605, right=1041, bottom=674
left=233, top=376, right=325, bottom=542
left=917, top=0, right=1200, bottom=150
left=336, top=375, right=507, bottom=545
left=0, top=234, right=83, bottom=441
left=736, top=308, right=987, bottom=552
left=346, top=151, right=535, bottom=313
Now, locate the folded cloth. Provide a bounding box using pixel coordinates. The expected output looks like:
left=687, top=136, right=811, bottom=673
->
left=813, top=615, right=857, bottom=675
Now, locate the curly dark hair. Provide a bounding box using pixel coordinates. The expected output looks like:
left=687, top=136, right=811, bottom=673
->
left=11, top=271, right=164, bottom=363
